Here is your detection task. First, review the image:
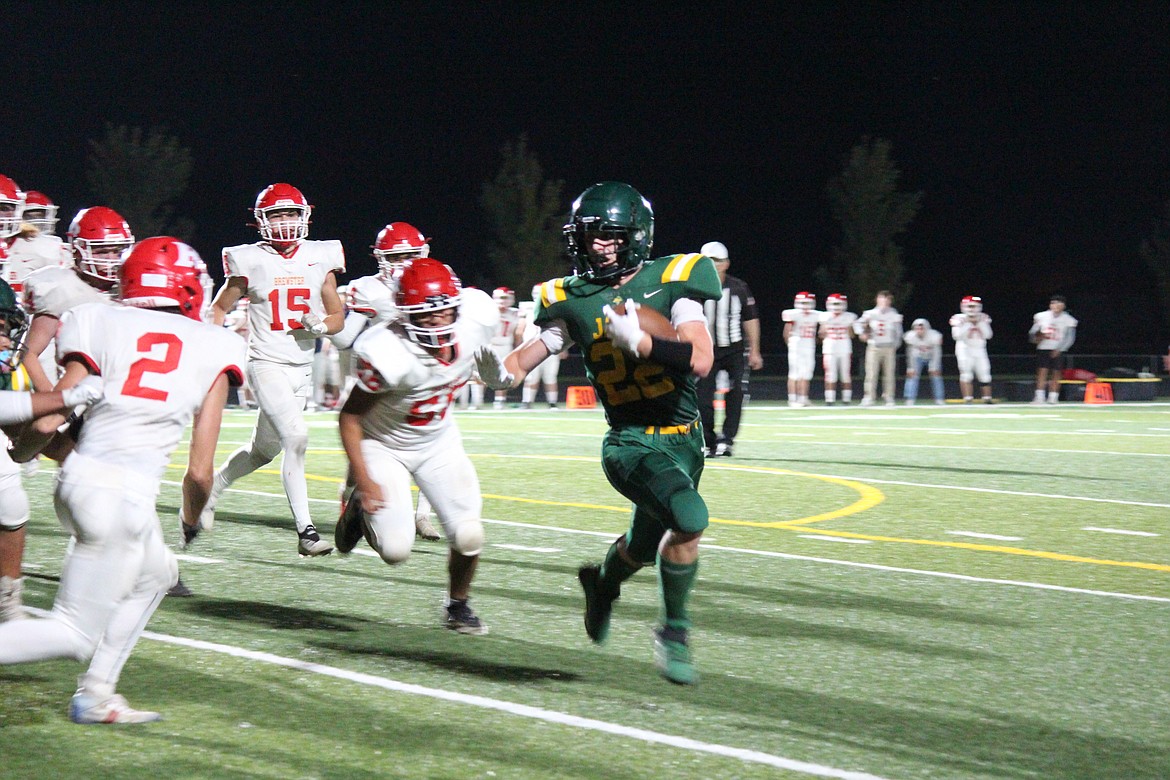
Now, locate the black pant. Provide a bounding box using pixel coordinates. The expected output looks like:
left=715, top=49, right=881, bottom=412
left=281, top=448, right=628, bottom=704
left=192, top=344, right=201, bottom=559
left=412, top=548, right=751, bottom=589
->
left=698, top=346, right=747, bottom=450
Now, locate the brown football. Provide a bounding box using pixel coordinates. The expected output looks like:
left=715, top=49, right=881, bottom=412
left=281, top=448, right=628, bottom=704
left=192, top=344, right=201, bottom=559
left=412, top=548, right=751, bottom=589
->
left=612, top=300, right=678, bottom=341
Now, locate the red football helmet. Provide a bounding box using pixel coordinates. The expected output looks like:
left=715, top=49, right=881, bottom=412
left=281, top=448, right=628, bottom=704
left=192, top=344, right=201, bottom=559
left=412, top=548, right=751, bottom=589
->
left=826, top=293, right=847, bottom=312
left=794, top=291, right=816, bottom=310
left=253, top=183, right=311, bottom=243
left=396, top=258, right=462, bottom=348
left=492, top=286, right=515, bottom=308
left=0, top=174, right=24, bottom=238
left=67, top=207, right=135, bottom=287
left=373, top=222, right=430, bottom=279
left=21, top=190, right=58, bottom=235
left=118, top=236, right=208, bottom=321
left=961, top=295, right=983, bottom=315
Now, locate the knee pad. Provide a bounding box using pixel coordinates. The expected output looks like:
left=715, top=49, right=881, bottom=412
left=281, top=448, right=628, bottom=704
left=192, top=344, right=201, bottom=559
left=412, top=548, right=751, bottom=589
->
left=282, top=431, right=309, bottom=457
left=364, top=519, right=412, bottom=565
left=668, top=489, right=709, bottom=534
left=450, top=518, right=484, bottom=557
left=959, top=370, right=973, bottom=383
left=0, top=478, right=29, bottom=531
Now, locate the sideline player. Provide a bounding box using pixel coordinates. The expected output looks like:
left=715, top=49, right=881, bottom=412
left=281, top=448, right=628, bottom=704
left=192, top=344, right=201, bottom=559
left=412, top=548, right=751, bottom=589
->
left=516, top=285, right=565, bottom=409
left=330, top=222, right=439, bottom=542
left=855, top=290, right=903, bottom=406
left=781, top=292, right=821, bottom=407
left=201, top=183, right=345, bottom=556
left=1029, top=295, right=1078, bottom=404
left=489, top=287, right=519, bottom=409
left=818, top=293, right=857, bottom=404
left=0, top=236, right=244, bottom=723
left=336, top=258, right=496, bottom=633
left=903, top=318, right=945, bottom=405
left=476, top=182, right=719, bottom=684
left=950, top=295, right=994, bottom=403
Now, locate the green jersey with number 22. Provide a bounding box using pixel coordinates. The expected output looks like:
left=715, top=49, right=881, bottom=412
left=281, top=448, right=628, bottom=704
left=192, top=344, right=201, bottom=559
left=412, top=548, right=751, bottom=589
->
left=533, top=253, right=721, bottom=429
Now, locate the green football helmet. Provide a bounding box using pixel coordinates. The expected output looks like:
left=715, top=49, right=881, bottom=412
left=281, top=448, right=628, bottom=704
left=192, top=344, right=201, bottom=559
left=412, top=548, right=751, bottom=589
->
left=0, top=278, right=27, bottom=369
left=563, top=182, right=654, bottom=283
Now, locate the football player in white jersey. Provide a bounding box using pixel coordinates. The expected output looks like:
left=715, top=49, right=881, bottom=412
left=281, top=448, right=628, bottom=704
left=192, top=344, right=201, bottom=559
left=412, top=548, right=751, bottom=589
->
left=2, top=183, right=70, bottom=298
left=949, top=295, right=994, bottom=403
left=0, top=277, right=93, bottom=622
left=781, top=292, right=821, bottom=406
left=202, top=184, right=345, bottom=556
left=20, top=206, right=135, bottom=394
left=903, top=318, right=945, bottom=405
left=517, top=285, right=565, bottom=409
left=0, top=236, right=245, bottom=724
left=1029, top=294, right=1078, bottom=404
left=336, top=258, right=497, bottom=634
left=818, top=293, right=857, bottom=405
left=855, top=290, right=904, bottom=406
left=329, top=222, right=439, bottom=542
left=487, top=287, right=519, bottom=409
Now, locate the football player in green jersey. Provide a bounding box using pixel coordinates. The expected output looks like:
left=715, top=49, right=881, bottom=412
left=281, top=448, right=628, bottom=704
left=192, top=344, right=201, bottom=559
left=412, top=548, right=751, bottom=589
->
left=476, top=182, right=721, bottom=684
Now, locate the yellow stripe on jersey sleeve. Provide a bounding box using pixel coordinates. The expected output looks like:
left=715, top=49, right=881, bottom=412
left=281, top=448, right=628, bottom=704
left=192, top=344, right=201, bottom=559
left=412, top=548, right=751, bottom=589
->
left=539, top=279, right=567, bottom=307
left=660, top=253, right=704, bottom=284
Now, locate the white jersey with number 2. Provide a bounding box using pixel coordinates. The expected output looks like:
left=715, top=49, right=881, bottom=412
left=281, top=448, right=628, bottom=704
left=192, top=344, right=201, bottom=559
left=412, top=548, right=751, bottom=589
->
left=57, top=303, right=246, bottom=479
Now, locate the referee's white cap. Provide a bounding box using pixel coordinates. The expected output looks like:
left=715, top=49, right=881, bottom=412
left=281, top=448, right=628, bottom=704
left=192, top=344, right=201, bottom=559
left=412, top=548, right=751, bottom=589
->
left=700, top=241, right=729, bottom=260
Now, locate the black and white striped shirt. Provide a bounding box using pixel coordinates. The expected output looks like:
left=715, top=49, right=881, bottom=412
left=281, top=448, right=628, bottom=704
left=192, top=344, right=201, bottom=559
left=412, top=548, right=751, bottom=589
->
left=703, top=275, right=758, bottom=351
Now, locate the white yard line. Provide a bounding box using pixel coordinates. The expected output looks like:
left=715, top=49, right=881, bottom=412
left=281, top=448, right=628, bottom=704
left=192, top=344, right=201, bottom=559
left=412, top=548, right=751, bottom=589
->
left=1082, top=527, right=1160, bottom=537
left=752, top=440, right=1170, bottom=458
left=798, top=535, right=872, bottom=544
left=121, top=628, right=884, bottom=780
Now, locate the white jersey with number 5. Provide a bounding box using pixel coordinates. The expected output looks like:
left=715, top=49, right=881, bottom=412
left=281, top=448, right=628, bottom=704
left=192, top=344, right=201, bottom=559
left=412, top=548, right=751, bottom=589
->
left=222, top=240, right=345, bottom=366
left=57, top=303, right=246, bottom=479
left=351, top=288, right=498, bottom=450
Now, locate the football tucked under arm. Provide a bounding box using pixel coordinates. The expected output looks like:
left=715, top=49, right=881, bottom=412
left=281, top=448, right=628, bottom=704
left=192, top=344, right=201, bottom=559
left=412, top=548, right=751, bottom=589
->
left=609, top=300, right=679, bottom=342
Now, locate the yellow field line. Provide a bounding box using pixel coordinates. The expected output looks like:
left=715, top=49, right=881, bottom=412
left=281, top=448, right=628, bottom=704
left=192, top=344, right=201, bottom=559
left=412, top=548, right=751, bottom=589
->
left=163, top=454, right=1168, bottom=573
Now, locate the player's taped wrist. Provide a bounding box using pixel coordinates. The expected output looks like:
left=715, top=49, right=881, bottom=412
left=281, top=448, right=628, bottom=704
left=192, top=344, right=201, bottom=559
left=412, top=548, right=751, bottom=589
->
left=648, top=337, right=693, bottom=372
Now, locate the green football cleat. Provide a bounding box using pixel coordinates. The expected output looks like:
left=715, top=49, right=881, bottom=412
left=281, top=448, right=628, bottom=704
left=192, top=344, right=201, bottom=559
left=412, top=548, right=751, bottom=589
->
left=577, top=564, right=617, bottom=644
left=653, top=627, right=697, bottom=685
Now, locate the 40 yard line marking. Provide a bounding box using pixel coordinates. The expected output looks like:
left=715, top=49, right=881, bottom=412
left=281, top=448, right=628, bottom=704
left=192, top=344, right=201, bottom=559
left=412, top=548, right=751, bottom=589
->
left=134, top=629, right=889, bottom=780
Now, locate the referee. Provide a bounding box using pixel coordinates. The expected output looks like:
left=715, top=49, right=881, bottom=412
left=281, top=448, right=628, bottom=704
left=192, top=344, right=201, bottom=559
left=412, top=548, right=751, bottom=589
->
left=697, top=242, right=762, bottom=457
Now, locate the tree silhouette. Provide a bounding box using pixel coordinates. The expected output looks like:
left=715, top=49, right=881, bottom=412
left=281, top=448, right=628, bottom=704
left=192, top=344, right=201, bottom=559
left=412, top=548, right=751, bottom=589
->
left=479, top=134, right=565, bottom=297
left=1139, top=198, right=1170, bottom=340
left=85, top=124, right=194, bottom=240
left=822, top=137, right=921, bottom=308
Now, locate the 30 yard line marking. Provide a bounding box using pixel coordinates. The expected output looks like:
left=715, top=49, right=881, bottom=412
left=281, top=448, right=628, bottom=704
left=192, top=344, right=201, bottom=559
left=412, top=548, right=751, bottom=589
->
left=799, top=535, right=872, bottom=544
left=133, top=629, right=889, bottom=780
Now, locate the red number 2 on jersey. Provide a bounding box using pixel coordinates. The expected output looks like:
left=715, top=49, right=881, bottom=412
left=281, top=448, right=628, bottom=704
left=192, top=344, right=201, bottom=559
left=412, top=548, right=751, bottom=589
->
left=268, top=287, right=311, bottom=330
left=122, top=333, right=183, bottom=401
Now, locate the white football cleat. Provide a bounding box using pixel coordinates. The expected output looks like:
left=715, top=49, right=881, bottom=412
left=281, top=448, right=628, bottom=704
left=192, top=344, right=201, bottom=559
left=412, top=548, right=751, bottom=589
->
left=70, top=693, right=161, bottom=724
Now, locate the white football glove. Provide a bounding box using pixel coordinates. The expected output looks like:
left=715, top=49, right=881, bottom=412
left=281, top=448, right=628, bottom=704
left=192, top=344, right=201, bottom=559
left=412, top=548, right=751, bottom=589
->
left=602, top=302, right=646, bottom=357
left=474, top=345, right=515, bottom=390
left=62, top=374, right=104, bottom=407
left=300, top=312, right=328, bottom=336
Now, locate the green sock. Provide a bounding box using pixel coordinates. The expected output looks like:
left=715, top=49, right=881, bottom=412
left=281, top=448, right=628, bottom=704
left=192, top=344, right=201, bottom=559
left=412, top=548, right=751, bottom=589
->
left=658, top=556, right=699, bottom=631
left=598, top=537, right=639, bottom=594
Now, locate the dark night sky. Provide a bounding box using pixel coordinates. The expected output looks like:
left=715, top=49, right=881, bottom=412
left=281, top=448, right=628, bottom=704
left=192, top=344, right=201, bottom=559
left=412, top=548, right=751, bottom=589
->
left=7, top=3, right=1170, bottom=353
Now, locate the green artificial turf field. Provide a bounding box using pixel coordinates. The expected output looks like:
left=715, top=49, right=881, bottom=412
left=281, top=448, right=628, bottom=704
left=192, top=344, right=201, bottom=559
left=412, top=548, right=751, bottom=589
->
left=3, top=401, right=1168, bottom=779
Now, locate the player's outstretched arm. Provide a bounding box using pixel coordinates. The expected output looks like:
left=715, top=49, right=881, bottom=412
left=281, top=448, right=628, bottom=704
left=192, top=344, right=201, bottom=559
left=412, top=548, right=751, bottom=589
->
left=20, top=314, right=61, bottom=393
left=338, top=388, right=386, bottom=512
left=181, top=373, right=230, bottom=540
left=501, top=337, right=553, bottom=389
left=9, top=362, right=102, bottom=461
left=210, top=277, right=247, bottom=327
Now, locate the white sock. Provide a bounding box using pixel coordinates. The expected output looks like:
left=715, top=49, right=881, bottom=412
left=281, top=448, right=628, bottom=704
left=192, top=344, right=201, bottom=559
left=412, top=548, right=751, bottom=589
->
left=842, top=389, right=852, bottom=402
left=1048, top=390, right=1059, bottom=402
left=825, top=390, right=836, bottom=403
